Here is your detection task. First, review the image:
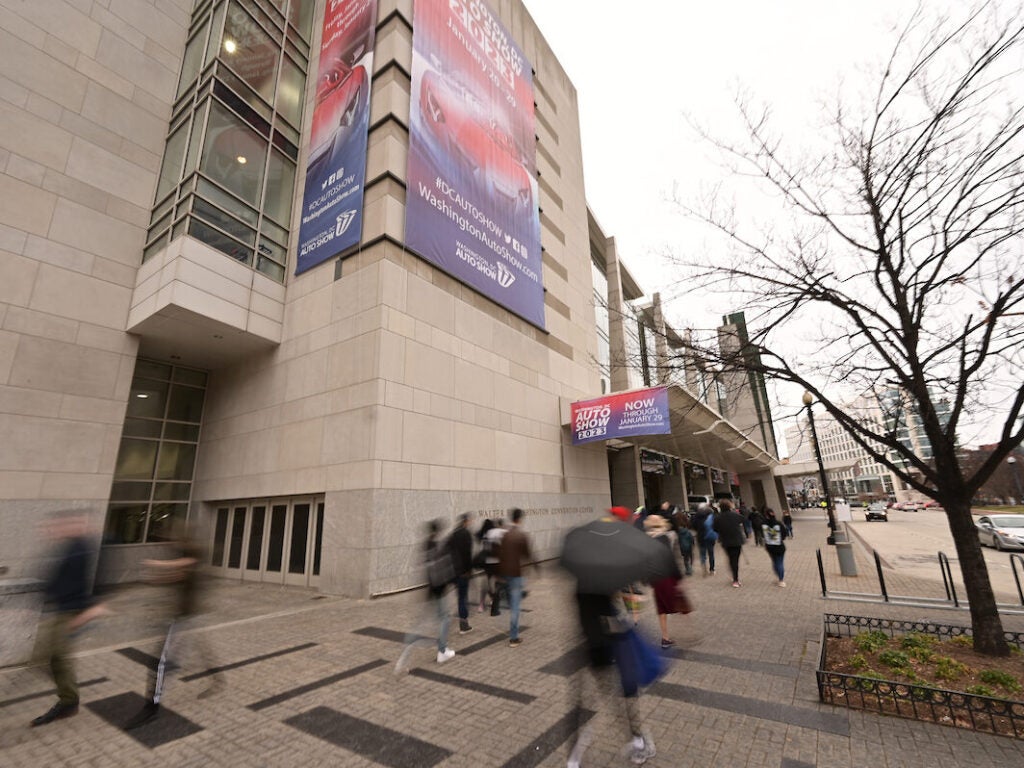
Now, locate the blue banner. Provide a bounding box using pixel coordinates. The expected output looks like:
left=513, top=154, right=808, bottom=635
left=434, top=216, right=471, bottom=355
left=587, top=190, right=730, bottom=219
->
left=296, top=0, right=377, bottom=275
left=571, top=387, right=671, bottom=446
left=405, top=0, right=544, bottom=328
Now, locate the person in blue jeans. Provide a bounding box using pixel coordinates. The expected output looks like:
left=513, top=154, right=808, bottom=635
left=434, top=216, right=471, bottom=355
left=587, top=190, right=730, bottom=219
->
left=692, top=504, right=717, bottom=575
left=396, top=520, right=455, bottom=672
left=497, top=508, right=533, bottom=647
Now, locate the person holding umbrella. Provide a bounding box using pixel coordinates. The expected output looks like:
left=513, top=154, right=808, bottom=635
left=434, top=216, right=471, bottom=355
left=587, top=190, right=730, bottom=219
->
left=560, top=507, right=673, bottom=767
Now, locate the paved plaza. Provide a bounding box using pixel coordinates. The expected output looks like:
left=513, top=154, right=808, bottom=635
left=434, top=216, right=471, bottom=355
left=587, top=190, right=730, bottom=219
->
left=3, top=511, right=1024, bottom=767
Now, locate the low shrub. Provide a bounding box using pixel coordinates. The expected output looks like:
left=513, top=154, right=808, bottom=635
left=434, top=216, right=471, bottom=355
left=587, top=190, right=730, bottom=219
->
left=979, top=670, right=1022, bottom=693
left=854, top=630, right=890, bottom=653
left=933, top=656, right=970, bottom=681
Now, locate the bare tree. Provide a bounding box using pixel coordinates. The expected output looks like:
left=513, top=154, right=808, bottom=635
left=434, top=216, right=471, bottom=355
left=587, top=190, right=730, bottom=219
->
left=676, top=4, right=1024, bottom=655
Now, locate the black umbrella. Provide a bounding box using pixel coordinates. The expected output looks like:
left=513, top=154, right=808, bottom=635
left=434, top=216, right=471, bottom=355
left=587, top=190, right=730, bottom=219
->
left=559, top=518, right=676, bottom=594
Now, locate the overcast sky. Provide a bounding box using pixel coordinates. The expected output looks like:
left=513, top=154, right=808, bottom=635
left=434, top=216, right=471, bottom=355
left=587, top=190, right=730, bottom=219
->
left=519, top=0, right=964, bottom=456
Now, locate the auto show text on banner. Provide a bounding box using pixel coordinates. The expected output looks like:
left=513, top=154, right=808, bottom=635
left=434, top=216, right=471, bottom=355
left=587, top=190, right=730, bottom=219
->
left=571, top=387, right=672, bottom=446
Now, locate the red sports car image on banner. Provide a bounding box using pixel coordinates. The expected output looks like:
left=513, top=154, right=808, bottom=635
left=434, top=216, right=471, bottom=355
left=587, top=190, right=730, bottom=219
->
left=418, top=67, right=533, bottom=214
left=308, top=58, right=369, bottom=171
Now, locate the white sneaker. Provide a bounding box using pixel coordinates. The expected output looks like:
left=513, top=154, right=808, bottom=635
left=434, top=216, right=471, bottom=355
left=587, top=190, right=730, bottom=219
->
left=629, top=735, right=656, bottom=765
left=778, top=581, right=787, bottom=588
left=394, top=648, right=411, bottom=675
left=436, top=648, right=455, bottom=664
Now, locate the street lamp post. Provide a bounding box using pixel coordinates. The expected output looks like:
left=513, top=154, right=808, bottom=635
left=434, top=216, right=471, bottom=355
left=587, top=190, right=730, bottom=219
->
left=803, top=391, right=837, bottom=544
left=1009, top=456, right=1023, bottom=506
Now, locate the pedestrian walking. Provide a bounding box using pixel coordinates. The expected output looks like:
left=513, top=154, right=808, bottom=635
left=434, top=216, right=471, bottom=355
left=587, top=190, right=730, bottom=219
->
left=674, top=511, right=694, bottom=576
left=762, top=508, right=789, bottom=586
left=713, top=499, right=748, bottom=587
left=749, top=507, right=765, bottom=546
left=29, top=511, right=106, bottom=727
left=447, top=513, right=474, bottom=634
left=497, top=508, right=532, bottom=647
left=484, top=518, right=507, bottom=615
left=643, top=515, right=685, bottom=648
left=692, top=503, right=717, bottom=575
left=396, top=520, right=456, bottom=673
left=782, top=509, right=794, bottom=539
left=125, top=522, right=222, bottom=729
left=474, top=518, right=495, bottom=612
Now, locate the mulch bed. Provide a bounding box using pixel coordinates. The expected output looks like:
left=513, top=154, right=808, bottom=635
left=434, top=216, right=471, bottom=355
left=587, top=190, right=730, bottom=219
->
left=823, top=632, right=1024, bottom=738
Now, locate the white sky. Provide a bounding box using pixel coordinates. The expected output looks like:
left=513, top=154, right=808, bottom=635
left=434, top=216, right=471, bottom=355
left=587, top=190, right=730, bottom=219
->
left=520, top=0, right=958, bottom=456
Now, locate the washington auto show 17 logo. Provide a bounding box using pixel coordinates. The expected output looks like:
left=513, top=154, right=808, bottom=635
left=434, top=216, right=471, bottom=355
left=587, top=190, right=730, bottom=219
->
left=335, top=209, right=357, bottom=236
left=496, top=261, right=515, bottom=288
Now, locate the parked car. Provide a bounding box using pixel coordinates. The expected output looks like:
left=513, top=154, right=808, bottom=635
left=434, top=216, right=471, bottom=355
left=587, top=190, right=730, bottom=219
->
left=976, top=515, right=1024, bottom=550
left=894, top=501, right=923, bottom=511
left=923, top=500, right=943, bottom=509
left=865, top=502, right=888, bottom=522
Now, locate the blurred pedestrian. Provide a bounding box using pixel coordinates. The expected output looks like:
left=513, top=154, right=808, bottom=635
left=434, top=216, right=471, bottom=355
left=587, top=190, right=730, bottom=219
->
left=475, top=518, right=495, bottom=612
left=749, top=507, right=765, bottom=546
left=713, top=499, right=747, bottom=587
left=762, top=508, right=789, bottom=587
left=692, top=503, right=717, bottom=576
left=396, top=520, right=456, bottom=673
left=498, top=508, right=532, bottom=647
left=448, top=513, right=474, bottom=634
left=484, top=518, right=507, bottom=615
left=30, top=511, right=105, bottom=727
left=673, top=510, right=694, bottom=576
left=643, top=515, right=685, bottom=648
left=125, top=521, right=221, bottom=729
left=782, top=509, right=794, bottom=539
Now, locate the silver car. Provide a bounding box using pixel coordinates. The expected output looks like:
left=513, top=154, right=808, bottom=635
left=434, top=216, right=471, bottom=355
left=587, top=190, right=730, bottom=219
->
left=976, top=514, right=1024, bottom=551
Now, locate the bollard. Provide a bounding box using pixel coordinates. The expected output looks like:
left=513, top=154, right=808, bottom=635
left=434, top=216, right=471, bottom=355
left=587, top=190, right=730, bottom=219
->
left=836, top=541, right=858, bottom=576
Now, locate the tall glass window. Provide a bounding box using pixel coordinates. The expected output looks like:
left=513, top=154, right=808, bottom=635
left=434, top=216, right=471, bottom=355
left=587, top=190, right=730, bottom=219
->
left=143, top=0, right=315, bottom=282
left=104, top=360, right=207, bottom=544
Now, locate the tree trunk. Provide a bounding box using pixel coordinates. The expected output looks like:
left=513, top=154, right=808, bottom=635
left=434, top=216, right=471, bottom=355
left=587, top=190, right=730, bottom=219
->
left=944, top=498, right=1010, bottom=656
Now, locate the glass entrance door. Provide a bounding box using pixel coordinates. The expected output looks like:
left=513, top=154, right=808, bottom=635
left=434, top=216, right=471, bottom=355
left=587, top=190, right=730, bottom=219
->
left=208, top=497, right=322, bottom=587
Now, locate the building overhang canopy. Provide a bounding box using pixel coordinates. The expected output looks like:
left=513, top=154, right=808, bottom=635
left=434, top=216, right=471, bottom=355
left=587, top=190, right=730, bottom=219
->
left=565, top=385, right=778, bottom=474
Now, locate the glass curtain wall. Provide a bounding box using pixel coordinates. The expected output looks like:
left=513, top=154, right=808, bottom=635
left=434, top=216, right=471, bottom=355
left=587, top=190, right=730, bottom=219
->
left=144, top=0, right=316, bottom=282
left=105, top=360, right=208, bottom=544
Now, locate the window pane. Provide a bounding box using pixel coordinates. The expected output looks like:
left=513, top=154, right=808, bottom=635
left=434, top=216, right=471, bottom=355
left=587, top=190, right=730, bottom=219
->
left=189, top=217, right=254, bottom=264
left=155, top=122, right=188, bottom=203
left=157, top=441, right=197, bottom=481
left=123, top=418, right=163, bottom=439
left=247, top=506, right=265, bottom=570
left=256, top=253, right=285, bottom=282
left=277, top=55, right=305, bottom=128
left=263, top=149, right=294, bottom=225
left=163, top=422, right=201, bottom=442
left=197, top=177, right=259, bottom=225
left=222, top=2, right=280, bottom=104
left=110, top=481, right=152, bottom=502
left=177, top=21, right=209, bottom=97
left=194, top=198, right=257, bottom=245
left=201, top=101, right=268, bottom=206
left=313, top=501, right=324, bottom=576
left=153, top=481, right=190, bottom=501
left=227, top=506, right=246, bottom=567
left=288, top=503, right=309, bottom=574
left=266, top=505, right=287, bottom=571
left=136, top=360, right=172, bottom=380
left=211, top=507, right=229, bottom=566
left=127, top=377, right=169, bottom=419
left=205, top=2, right=227, bottom=68
left=105, top=505, right=148, bottom=544
left=146, top=503, right=188, bottom=542
left=167, top=384, right=205, bottom=423
left=185, top=101, right=207, bottom=176
left=114, top=439, right=158, bottom=480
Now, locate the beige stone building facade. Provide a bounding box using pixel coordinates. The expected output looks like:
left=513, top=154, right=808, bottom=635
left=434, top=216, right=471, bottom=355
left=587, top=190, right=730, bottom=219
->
left=1, top=0, right=779, bottom=598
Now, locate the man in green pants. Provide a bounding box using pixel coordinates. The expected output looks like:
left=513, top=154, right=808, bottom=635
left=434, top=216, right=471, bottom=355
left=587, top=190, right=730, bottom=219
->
left=31, top=511, right=103, bottom=727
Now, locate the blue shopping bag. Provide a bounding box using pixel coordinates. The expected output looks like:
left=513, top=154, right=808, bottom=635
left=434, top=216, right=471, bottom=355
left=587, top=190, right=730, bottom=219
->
left=615, top=627, right=668, bottom=695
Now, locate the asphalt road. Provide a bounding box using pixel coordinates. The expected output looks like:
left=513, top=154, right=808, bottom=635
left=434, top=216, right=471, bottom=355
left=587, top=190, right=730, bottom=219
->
left=843, top=507, right=1024, bottom=605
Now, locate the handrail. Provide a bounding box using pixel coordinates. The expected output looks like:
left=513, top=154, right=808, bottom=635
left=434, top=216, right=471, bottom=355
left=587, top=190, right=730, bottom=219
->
left=1011, top=553, right=1024, bottom=607
left=874, top=550, right=889, bottom=603
left=816, top=549, right=827, bottom=598
left=938, top=551, right=959, bottom=608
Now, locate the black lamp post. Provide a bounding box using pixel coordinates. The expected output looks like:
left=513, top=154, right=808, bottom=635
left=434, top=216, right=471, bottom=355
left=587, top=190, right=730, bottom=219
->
left=1009, top=456, right=1023, bottom=505
left=803, top=391, right=837, bottom=544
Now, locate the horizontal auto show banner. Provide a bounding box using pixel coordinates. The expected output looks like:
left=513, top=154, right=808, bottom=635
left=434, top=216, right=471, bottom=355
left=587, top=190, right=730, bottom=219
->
left=571, top=387, right=671, bottom=446
left=405, top=0, right=545, bottom=328
left=296, top=0, right=377, bottom=275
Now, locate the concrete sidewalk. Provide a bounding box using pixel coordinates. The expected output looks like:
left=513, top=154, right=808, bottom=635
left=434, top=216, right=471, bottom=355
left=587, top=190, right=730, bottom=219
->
left=2, top=512, right=1023, bottom=767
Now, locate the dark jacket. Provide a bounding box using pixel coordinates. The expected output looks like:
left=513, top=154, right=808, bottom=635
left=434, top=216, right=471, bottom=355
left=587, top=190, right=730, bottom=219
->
left=713, top=508, right=747, bottom=548
left=448, top=525, right=473, bottom=576
left=498, top=525, right=532, bottom=577
left=44, top=536, right=94, bottom=614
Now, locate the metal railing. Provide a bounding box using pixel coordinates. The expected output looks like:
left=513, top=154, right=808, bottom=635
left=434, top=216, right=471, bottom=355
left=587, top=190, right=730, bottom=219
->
left=817, top=613, right=1024, bottom=740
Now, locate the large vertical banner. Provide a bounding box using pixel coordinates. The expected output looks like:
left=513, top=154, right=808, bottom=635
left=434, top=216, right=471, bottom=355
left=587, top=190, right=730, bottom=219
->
left=296, top=0, right=378, bottom=275
left=406, top=0, right=544, bottom=328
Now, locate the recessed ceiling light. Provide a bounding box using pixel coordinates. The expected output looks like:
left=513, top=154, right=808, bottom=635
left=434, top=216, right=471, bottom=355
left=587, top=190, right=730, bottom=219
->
left=223, top=39, right=237, bottom=54
left=236, top=155, right=247, bottom=164
left=136, top=393, right=149, bottom=399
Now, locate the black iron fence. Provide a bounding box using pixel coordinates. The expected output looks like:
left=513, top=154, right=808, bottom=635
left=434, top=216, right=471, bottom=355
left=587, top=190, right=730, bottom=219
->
left=818, top=614, right=1024, bottom=739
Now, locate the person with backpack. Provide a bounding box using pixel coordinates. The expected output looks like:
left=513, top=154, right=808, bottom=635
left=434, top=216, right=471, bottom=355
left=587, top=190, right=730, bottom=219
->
left=395, top=519, right=456, bottom=673
left=762, top=508, right=790, bottom=587
left=749, top=507, right=765, bottom=546
left=447, top=513, right=474, bottom=634
left=692, top=503, right=717, bottom=576
left=484, top=518, right=507, bottom=615
left=674, top=510, right=694, bottom=576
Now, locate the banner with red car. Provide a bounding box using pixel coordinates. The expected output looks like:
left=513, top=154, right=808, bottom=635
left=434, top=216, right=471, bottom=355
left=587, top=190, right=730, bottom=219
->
left=296, top=0, right=377, bottom=275
left=405, top=0, right=544, bottom=328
